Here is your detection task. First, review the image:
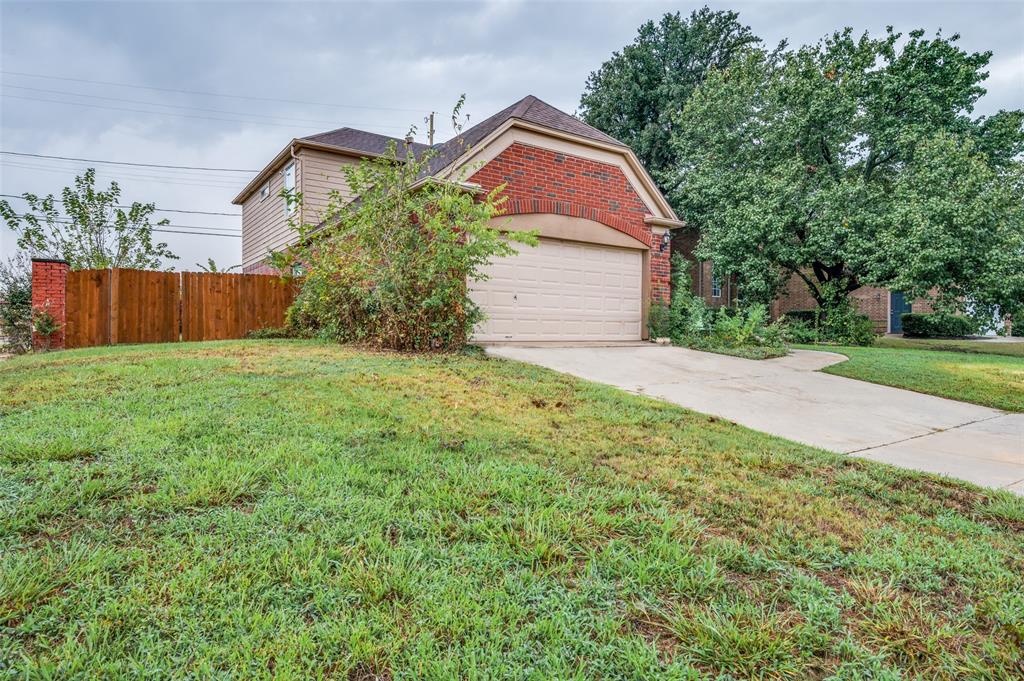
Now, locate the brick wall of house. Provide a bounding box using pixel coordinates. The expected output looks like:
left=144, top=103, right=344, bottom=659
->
left=671, top=231, right=735, bottom=308
left=772, top=274, right=936, bottom=333
left=470, top=142, right=671, bottom=302
left=30, top=258, right=69, bottom=350
left=243, top=261, right=280, bottom=275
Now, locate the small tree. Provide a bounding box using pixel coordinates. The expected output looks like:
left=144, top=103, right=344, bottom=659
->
left=196, top=258, right=240, bottom=273
left=0, top=252, right=33, bottom=354
left=0, top=168, right=178, bottom=270
left=275, top=140, right=536, bottom=351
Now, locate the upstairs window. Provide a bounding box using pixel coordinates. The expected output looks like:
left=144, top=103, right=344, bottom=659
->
left=283, top=162, right=296, bottom=215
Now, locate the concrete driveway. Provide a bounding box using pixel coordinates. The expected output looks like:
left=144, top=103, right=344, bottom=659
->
left=486, top=345, right=1024, bottom=494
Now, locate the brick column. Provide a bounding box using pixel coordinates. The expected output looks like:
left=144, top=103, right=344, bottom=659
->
left=649, top=227, right=672, bottom=303
left=31, top=258, right=69, bottom=350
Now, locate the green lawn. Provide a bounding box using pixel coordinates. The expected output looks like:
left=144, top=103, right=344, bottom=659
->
left=873, top=336, right=1024, bottom=358
left=798, top=342, right=1024, bottom=412
left=2, top=341, right=1022, bottom=679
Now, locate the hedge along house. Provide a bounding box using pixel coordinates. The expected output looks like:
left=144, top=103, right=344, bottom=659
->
left=233, top=96, right=684, bottom=343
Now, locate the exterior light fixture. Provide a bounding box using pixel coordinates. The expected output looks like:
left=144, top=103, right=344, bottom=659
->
left=659, top=231, right=672, bottom=252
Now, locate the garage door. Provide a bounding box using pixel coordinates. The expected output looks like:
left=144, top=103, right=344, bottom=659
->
left=470, top=238, right=643, bottom=342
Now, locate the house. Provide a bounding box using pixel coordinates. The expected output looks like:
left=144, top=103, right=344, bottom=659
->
left=233, top=95, right=684, bottom=342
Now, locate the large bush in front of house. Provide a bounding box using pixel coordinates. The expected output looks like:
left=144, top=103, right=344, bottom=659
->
left=901, top=312, right=979, bottom=338
left=0, top=252, right=33, bottom=354
left=275, top=140, right=536, bottom=352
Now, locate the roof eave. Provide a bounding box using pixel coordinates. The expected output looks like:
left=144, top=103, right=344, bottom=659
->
left=232, top=138, right=400, bottom=205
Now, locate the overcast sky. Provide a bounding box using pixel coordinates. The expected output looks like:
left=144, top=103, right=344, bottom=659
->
left=1, top=0, right=1021, bottom=270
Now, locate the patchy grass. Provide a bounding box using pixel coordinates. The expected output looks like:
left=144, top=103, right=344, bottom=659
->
left=874, top=336, right=1024, bottom=358
left=1, top=340, right=1022, bottom=679
left=799, top=343, right=1024, bottom=412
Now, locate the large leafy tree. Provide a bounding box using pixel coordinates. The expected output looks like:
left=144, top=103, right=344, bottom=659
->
left=0, top=168, right=177, bottom=270
left=579, top=7, right=761, bottom=183
left=667, top=28, right=1024, bottom=314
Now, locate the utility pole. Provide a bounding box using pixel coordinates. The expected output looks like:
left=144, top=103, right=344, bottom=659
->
left=427, top=112, right=435, bottom=146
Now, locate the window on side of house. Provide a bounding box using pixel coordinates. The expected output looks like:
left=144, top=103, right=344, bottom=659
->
left=711, top=268, right=723, bottom=298
left=282, top=162, right=296, bottom=215
left=259, top=182, right=270, bottom=201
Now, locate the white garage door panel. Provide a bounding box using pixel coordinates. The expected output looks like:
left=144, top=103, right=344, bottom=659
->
left=470, top=238, right=643, bottom=342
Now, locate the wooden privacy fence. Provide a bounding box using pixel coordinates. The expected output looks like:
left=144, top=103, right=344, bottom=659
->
left=58, top=267, right=297, bottom=349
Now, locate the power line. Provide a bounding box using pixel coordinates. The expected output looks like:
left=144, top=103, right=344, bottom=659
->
left=1, top=160, right=245, bottom=187
left=0, top=150, right=257, bottom=173
left=3, top=84, right=408, bottom=131
left=8, top=213, right=241, bottom=238
left=2, top=69, right=428, bottom=113
left=1, top=161, right=244, bottom=190
left=0, top=194, right=240, bottom=217
left=3, top=94, right=330, bottom=132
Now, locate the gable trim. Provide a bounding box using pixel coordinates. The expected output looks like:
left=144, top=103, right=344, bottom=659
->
left=430, top=119, right=678, bottom=221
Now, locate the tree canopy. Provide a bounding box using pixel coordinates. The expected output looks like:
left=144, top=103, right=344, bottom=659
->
left=0, top=168, right=178, bottom=270
left=665, top=27, right=1024, bottom=316
left=579, top=8, right=761, bottom=183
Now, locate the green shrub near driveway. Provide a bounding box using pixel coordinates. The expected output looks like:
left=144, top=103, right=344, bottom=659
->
left=781, top=304, right=875, bottom=347
left=901, top=313, right=979, bottom=338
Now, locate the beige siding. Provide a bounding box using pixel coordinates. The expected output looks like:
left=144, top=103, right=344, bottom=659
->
left=241, top=157, right=291, bottom=267
left=297, top=148, right=360, bottom=226
left=240, top=149, right=360, bottom=268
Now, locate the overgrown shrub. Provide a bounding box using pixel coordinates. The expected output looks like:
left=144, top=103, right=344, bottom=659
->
left=647, top=301, right=672, bottom=338
left=780, top=302, right=875, bottom=346
left=657, top=255, right=785, bottom=358
left=0, top=253, right=32, bottom=354
left=779, top=316, right=819, bottom=344
left=275, top=136, right=536, bottom=352
left=901, top=312, right=978, bottom=338
left=819, top=301, right=876, bottom=346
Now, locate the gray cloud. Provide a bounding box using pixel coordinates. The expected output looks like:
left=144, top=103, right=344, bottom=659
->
left=2, top=1, right=1021, bottom=268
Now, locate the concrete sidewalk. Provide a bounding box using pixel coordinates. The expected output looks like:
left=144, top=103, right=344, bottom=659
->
left=486, top=345, right=1024, bottom=494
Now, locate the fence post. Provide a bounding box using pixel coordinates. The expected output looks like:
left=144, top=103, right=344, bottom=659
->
left=30, top=258, right=69, bottom=351
left=109, top=268, right=119, bottom=345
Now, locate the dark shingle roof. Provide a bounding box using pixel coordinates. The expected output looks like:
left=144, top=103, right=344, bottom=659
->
left=302, top=127, right=431, bottom=158
left=301, top=96, right=625, bottom=180
left=418, top=95, right=625, bottom=178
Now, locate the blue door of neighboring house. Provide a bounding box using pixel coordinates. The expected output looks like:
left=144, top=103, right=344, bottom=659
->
left=890, top=292, right=912, bottom=333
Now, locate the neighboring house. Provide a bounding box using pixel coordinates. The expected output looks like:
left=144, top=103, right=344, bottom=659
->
left=233, top=95, right=683, bottom=342
left=672, top=228, right=935, bottom=334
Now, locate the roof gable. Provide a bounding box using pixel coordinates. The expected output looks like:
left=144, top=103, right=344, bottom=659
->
left=418, top=95, right=624, bottom=179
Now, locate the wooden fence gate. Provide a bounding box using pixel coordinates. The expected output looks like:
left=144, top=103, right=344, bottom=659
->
left=63, top=268, right=296, bottom=349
